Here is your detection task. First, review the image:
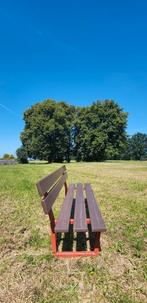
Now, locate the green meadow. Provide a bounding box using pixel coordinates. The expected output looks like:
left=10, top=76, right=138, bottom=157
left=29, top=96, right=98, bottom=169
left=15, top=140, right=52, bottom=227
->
left=0, top=161, right=147, bottom=303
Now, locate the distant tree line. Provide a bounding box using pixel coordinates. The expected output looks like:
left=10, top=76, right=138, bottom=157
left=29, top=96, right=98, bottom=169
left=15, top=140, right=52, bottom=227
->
left=121, top=133, right=147, bottom=160
left=0, top=153, right=15, bottom=160
left=16, top=99, right=147, bottom=163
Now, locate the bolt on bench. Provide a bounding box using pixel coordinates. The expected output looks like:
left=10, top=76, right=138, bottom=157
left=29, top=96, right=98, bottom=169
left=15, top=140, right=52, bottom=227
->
left=36, top=165, right=106, bottom=257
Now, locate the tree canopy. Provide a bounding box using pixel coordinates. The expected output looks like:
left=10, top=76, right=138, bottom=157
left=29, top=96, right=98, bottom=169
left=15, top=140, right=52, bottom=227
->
left=20, top=100, right=75, bottom=163
left=18, top=99, right=128, bottom=163
left=74, top=100, right=127, bottom=161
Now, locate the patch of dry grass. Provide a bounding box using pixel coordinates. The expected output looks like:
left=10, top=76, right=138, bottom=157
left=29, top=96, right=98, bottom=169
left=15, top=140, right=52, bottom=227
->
left=0, top=161, right=147, bottom=303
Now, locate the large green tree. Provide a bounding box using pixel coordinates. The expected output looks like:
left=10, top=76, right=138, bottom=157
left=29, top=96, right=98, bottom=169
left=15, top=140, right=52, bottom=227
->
left=21, top=99, right=74, bottom=163
left=74, top=100, right=128, bottom=161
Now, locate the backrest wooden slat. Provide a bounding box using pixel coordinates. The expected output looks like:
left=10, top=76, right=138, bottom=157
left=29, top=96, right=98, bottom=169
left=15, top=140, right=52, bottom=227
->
left=42, top=173, right=67, bottom=214
left=36, top=165, right=66, bottom=196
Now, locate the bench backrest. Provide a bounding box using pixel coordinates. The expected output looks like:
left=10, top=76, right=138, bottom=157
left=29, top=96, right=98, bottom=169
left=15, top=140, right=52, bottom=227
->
left=36, top=165, right=67, bottom=214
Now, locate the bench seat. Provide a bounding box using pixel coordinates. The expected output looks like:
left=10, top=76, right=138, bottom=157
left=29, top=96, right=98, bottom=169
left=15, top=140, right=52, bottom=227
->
left=55, top=183, right=106, bottom=233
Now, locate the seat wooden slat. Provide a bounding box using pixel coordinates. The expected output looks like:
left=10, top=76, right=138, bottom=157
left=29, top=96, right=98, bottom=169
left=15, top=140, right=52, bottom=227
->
left=85, top=183, right=106, bottom=232
left=42, top=173, right=67, bottom=214
left=36, top=165, right=66, bottom=196
left=55, top=184, right=75, bottom=233
left=74, top=183, right=87, bottom=232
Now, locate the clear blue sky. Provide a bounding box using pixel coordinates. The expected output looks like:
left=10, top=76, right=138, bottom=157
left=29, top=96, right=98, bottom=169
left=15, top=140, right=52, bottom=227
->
left=0, top=0, right=147, bottom=156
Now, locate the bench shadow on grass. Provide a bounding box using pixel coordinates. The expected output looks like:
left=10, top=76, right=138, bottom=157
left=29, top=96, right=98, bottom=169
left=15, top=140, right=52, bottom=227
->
left=56, top=199, right=101, bottom=253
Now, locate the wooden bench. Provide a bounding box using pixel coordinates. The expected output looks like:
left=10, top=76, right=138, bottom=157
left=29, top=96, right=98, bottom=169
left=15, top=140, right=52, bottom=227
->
left=36, top=165, right=106, bottom=257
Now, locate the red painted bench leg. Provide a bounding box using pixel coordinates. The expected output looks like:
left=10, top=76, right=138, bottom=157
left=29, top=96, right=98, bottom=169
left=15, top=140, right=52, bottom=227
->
left=94, top=232, right=101, bottom=254
left=48, top=184, right=67, bottom=256
left=48, top=209, right=57, bottom=255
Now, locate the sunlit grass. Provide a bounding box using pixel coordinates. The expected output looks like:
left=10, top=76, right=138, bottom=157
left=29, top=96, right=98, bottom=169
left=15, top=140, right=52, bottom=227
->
left=0, top=161, right=147, bottom=303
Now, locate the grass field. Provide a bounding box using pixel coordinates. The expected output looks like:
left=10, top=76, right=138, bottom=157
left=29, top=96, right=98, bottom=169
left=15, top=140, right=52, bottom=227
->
left=0, top=161, right=147, bottom=303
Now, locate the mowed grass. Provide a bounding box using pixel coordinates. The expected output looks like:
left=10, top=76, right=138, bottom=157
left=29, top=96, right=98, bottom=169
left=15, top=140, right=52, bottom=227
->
left=0, top=161, right=147, bottom=303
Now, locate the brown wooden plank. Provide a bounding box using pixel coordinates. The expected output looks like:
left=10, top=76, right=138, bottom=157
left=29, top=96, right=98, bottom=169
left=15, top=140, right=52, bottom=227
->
left=42, top=173, right=67, bottom=214
left=74, top=183, right=87, bottom=232
left=85, top=183, right=106, bottom=232
left=36, top=165, right=66, bottom=196
left=55, top=184, right=75, bottom=233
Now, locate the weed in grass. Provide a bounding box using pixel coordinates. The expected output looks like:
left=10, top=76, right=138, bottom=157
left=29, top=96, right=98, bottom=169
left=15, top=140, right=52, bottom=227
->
left=27, top=229, right=50, bottom=248
left=133, top=238, right=144, bottom=251
left=24, top=254, right=37, bottom=266
left=22, top=253, right=53, bottom=266
left=114, top=240, right=125, bottom=254
left=133, top=237, right=144, bottom=258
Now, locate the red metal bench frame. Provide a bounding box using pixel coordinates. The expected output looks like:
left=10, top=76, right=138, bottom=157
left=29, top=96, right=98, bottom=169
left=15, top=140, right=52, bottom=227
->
left=37, top=166, right=105, bottom=258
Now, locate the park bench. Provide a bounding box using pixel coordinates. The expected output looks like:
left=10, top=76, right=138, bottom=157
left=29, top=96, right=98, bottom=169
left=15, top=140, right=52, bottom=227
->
left=36, top=165, right=106, bottom=257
